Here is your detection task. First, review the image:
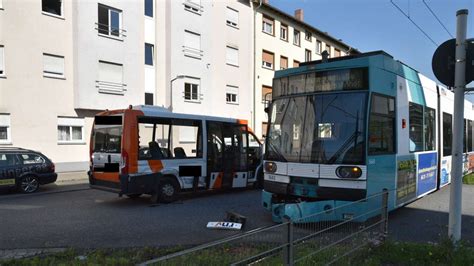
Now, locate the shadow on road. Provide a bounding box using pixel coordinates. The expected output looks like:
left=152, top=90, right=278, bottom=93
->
left=389, top=207, right=474, bottom=243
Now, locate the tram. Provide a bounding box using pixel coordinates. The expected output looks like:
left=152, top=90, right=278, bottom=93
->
left=262, top=51, right=474, bottom=222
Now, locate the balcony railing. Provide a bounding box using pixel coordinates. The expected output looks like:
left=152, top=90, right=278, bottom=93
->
left=95, top=23, right=127, bottom=39
left=96, top=80, right=127, bottom=95
left=182, top=46, right=203, bottom=59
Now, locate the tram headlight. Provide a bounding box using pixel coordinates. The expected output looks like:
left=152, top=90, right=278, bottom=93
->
left=265, top=162, right=277, bottom=173
left=336, top=166, right=362, bottom=179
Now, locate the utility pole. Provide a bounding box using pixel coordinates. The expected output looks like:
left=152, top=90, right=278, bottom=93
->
left=449, top=9, right=468, bottom=243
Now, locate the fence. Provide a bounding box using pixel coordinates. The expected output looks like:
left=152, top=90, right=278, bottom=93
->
left=139, top=190, right=389, bottom=266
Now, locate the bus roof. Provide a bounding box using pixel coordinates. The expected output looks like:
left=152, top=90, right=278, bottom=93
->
left=97, top=105, right=248, bottom=125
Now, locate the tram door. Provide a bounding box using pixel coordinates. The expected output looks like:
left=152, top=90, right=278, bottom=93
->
left=206, top=122, right=248, bottom=189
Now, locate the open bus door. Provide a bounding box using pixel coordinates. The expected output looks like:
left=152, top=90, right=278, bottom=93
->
left=206, top=122, right=249, bottom=189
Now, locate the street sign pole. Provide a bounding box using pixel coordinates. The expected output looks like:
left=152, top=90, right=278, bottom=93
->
left=449, top=9, right=468, bottom=243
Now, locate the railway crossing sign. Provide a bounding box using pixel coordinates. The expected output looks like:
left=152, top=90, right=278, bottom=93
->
left=432, top=38, right=474, bottom=87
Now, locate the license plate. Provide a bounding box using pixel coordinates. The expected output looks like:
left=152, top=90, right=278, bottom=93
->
left=0, top=179, right=15, bottom=186
left=206, top=221, right=242, bottom=230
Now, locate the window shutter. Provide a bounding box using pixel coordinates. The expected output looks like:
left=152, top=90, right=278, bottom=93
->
left=99, top=61, right=123, bottom=84
left=184, top=31, right=200, bottom=51
left=226, top=7, right=238, bottom=25
left=262, top=51, right=273, bottom=64
left=0, top=47, right=4, bottom=73
left=43, top=54, right=64, bottom=75
left=226, top=46, right=238, bottom=66
left=280, top=57, right=288, bottom=69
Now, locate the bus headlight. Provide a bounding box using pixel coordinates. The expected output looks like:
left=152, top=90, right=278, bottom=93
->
left=265, top=162, right=277, bottom=173
left=336, top=166, right=362, bottom=179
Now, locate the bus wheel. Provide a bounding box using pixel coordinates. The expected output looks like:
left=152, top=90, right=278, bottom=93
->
left=159, top=177, right=180, bottom=203
left=126, top=194, right=142, bottom=199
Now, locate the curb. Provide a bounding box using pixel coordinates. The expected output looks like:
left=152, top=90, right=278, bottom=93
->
left=0, top=248, right=66, bottom=260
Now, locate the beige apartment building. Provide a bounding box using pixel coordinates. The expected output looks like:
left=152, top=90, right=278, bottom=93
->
left=0, top=0, right=356, bottom=172
left=252, top=1, right=358, bottom=138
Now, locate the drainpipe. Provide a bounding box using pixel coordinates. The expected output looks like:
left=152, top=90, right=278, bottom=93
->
left=253, top=0, right=263, bottom=133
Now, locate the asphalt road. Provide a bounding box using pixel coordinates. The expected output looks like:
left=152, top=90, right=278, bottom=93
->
left=0, top=182, right=473, bottom=249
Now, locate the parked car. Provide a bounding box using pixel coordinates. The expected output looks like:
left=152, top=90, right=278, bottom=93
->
left=0, top=147, right=57, bottom=193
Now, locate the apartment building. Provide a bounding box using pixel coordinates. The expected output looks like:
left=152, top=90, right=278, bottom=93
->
left=155, top=0, right=253, bottom=121
left=253, top=2, right=358, bottom=138
left=0, top=0, right=356, bottom=172
left=0, top=0, right=145, bottom=171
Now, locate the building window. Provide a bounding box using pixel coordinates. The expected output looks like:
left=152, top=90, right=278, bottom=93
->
left=145, top=0, right=153, bottom=18
left=280, top=24, right=288, bottom=41
left=57, top=117, right=85, bottom=144
left=468, top=120, right=474, bottom=152
left=0, top=114, right=11, bottom=144
left=262, top=16, right=274, bottom=35
left=226, top=7, right=238, bottom=28
left=0, top=0, right=3, bottom=9
left=226, top=85, right=238, bottom=104
left=325, top=44, right=331, bottom=57
left=316, top=40, right=322, bottom=54
left=293, top=60, right=300, bottom=68
left=226, top=46, right=239, bottom=67
left=0, top=46, right=4, bottom=76
left=334, top=48, right=341, bottom=57
left=145, top=0, right=153, bottom=17
left=98, top=4, right=123, bottom=38
left=97, top=60, right=124, bottom=94
left=305, top=49, right=311, bottom=62
left=262, top=85, right=272, bottom=102
left=184, top=82, right=199, bottom=102
left=42, top=0, right=62, bottom=17
left=262, top=50, right=274, bottom=70
left=293, top=29, right=300, bottom=46
left=43, top=53, right=65, bottom=78
left=145, top=93, right=154, bottom=105
left=443, top=113, right=453, bottom=156
left=183, top=30, right=202, bottom=59
left=305, top=31, right=312, bottom=41
left=184, top=0, right=202, bottom=14
left=280, top=56, right=288, bottom=70
left=145, top=43, right=154, bottom=66
left=368, top=94, right=395, bottom=155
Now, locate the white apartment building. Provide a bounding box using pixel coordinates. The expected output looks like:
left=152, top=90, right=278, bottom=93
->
left=155, top=0, right=254, bottom=121
left=0, top=0, right=145, bottom=171
left=0, top=0, right=356, bottom=172
left=253, top=2, right=358, bottom=138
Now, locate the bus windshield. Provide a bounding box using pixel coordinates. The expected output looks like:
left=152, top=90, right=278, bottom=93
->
left=93, top=116, right=123, bottom=153
left=266, top=92, right=367, bottom=165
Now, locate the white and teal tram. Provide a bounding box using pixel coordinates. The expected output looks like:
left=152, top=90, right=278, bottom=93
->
left=262, top=51, right=474, bottom=222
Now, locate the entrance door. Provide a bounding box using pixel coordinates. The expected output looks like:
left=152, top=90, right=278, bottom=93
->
left=222, top=123, right=248, bottom=188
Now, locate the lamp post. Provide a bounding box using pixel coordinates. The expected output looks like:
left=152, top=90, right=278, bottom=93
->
left=169, top=75, right=189, bottom=112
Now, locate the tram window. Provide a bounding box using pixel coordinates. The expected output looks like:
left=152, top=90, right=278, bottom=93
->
left=368, top=94, right=395, bottom=155
left=409, top=103, right=423, bottom=152
left=443, top=113, right=453, bottom=156
left=424, top=107, right=436, bottom=151
left=469, top=120, right=473, bottom=152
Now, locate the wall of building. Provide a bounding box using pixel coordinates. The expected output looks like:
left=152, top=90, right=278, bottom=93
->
left=0, top=0, right=89, bottom=171
left=253, top=7, right=351, bottom=138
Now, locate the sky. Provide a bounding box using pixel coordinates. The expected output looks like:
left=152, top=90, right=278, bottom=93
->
left=269, top=0, right=474, bottom=99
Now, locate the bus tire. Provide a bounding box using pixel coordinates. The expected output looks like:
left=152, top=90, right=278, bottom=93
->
left=159, top=177, right=180, bottom=203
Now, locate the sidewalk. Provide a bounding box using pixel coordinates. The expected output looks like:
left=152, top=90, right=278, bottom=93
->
left=56, top=171, right=89, bottom=185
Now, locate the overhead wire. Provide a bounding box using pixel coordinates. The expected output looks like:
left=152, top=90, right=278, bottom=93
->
left=390, top=0, right=439, bottom=46
left=422, top=0, right=454, bottom=38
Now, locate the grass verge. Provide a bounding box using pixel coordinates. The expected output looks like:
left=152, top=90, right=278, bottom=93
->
left=463, top=172, right=474, bottom=185
left=2, top=240, right=473, bottom=266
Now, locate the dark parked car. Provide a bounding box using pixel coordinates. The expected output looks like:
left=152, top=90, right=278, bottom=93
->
left=0, top=147, right=57, bottom=193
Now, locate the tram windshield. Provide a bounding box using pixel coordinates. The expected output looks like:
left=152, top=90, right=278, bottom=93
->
left=266, top=92, right=367, bottom=165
